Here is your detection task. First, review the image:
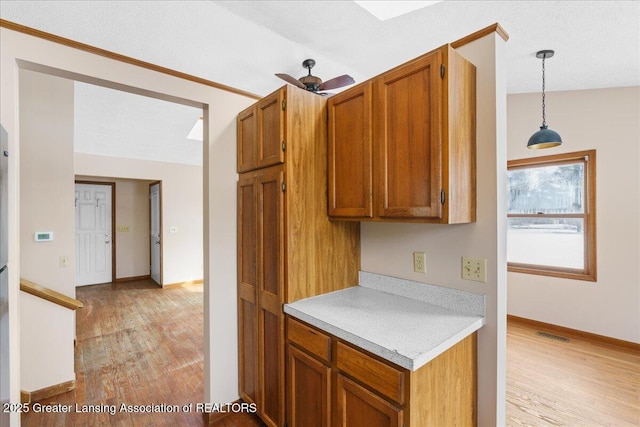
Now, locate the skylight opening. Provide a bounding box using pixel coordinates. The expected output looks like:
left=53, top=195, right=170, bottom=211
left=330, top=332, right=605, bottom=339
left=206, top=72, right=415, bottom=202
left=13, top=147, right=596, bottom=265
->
left=187, top=117, right=203, bottom=141
left=354, top=1, right=443, bottom=21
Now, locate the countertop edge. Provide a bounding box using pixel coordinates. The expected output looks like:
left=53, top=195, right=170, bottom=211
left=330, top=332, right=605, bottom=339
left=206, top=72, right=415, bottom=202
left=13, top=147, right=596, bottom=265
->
left=410, top=317, right=485, bottom=369
left=283, top=303, right=484, bottom=371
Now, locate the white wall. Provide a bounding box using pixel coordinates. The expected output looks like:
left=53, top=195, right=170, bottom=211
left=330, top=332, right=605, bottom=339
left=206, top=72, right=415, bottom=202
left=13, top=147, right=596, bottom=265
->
left=1, top=27, right=255, bottom=418
left=75, top=155, right=203, bottom=285
left=19, top=69, right=76, bottom=392
left=507, top=87, right=640, bottom=343
left=75, top=176, right=152, bottom=280
left=360, top=34, right=508, bottom=426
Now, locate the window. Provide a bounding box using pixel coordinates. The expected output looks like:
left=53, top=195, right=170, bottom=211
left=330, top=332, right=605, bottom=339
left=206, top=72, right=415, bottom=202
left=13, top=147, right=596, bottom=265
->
left=507, top=150, right=596, bottom=281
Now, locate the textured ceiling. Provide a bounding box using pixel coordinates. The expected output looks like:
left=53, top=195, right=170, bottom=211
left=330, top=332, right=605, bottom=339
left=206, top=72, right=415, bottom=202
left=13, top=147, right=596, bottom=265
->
left=1, top=0, right=638, bottom=165
left=74, top=83, right=203, bottom=166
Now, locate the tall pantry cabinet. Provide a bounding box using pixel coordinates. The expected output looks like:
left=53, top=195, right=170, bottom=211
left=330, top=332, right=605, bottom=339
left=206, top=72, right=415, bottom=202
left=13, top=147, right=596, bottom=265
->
left=237, top=86, right=360, bottom=427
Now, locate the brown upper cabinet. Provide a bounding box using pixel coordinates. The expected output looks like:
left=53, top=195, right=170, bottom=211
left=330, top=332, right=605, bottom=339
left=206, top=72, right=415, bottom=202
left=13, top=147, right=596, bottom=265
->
left=328, top=81, right=374, bottom=218
left=238, top=89, right=286, bottom=172
left=328, top=44, right=476, bottom=224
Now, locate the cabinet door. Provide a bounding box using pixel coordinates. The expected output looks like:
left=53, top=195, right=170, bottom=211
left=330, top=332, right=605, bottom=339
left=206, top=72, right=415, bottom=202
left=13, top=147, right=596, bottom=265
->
left=257, top=168, right=285, bottom=427
left=237, top=175, right=258, bottom=403
left=335, top=374, right=403, bottom=427
left=287, top=345, right=330, bottom=427
left=376, top=50, right=443, bottom=219
left=257, top=89, right=285, bottom=169
left=238, top=106, right=258, bottom=172
left=328, top=82, right=373, bottom=218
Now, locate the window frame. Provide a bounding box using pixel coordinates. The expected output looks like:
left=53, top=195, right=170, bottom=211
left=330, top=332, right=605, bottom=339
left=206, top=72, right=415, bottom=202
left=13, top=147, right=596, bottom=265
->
left=507, top=150, right=597, bottom=281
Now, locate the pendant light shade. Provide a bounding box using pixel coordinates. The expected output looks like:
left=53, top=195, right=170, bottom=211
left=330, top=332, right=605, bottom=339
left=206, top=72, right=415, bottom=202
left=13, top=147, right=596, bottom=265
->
left=528, top=50, right=562, bottom=149
left=527, top=125, right=562, bottom=149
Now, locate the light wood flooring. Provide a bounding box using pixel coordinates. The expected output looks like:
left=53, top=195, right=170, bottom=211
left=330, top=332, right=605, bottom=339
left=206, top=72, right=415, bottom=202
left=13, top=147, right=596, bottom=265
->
left=22, top=280, right=638, bottom=426
left=506, top=317, right=639, bottom=426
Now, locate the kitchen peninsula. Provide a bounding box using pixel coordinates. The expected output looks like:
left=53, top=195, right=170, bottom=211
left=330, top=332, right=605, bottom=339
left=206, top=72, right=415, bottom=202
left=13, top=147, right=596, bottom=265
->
left=284, top=272, right=485, bottom=427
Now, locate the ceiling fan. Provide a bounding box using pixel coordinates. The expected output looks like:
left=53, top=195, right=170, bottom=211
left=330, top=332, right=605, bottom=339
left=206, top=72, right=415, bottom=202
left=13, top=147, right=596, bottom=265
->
left=275, top=59, right=355, bottom=95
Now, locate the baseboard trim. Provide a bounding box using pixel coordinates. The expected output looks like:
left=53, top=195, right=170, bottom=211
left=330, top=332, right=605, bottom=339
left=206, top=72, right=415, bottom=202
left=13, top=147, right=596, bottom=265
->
left=507, top=315, right=640, bottom=351
left=203, top=398, right=243, bottom=425
left=21, top=379, right=76, bottom=404
left=115, top=274, right=151, bottom=283
left=163, top=279, right=203, bottom=289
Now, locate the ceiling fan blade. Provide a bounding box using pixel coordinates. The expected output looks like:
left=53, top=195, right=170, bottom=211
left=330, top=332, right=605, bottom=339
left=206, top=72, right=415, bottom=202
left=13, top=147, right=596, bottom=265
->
left=275, top=73, right=306, bottom=89
left=319, top=75, right=355, bottom=91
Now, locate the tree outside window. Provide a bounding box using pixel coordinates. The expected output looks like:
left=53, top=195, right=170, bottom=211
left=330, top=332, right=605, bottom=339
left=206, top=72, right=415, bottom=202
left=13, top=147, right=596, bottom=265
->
left=507, top=150, right=596, bottom=281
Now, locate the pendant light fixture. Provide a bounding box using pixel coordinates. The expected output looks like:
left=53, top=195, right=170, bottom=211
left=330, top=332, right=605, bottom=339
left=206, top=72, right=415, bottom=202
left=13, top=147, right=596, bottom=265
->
left=527, top=50, right=562, bottom=149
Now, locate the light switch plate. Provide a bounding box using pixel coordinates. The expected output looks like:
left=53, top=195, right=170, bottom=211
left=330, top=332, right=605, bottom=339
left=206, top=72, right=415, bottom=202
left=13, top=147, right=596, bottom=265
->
left=462, top=257, right=487, bottom=282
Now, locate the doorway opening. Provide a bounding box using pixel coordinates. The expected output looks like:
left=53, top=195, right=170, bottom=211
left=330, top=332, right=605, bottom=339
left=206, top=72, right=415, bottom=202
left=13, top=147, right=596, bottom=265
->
left=149, top=181, right=162, bottom=286
left=18, top=66, right=205, bottom=413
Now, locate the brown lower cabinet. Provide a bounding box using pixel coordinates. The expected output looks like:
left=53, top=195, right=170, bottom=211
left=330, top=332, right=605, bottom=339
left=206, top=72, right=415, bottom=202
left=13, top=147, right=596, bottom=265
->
left=288, top=345, right=331, bottom=427
left=336, top=374, right=402, bottom=427
left=286, top=316, right=477, bottom=427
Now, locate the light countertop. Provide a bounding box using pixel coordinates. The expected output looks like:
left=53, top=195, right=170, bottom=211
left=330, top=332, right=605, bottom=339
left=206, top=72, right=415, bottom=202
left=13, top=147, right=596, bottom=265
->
left=283, top=272, right=485, bottom=371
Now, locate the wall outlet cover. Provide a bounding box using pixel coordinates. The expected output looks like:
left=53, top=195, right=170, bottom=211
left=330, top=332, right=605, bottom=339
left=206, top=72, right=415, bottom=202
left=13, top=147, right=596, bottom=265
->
left=413, top=252, right=426, bottom=274
left=462, top=257, right=487, bottom=282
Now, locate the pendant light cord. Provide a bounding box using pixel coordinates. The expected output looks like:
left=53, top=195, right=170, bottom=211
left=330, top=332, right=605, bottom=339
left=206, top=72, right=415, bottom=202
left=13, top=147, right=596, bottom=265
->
left=541, top=55, right=547, bottom=127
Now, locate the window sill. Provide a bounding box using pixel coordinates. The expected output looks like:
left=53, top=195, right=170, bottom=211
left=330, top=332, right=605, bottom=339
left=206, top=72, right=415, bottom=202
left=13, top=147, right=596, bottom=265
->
left=508, top=264, right=596, bottom=282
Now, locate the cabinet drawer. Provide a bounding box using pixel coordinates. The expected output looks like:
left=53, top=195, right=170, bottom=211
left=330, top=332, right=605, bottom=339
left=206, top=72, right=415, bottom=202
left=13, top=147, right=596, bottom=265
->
left=286, top=318, right=331, bottom=363
left=336, top=341, right=405, bottom=405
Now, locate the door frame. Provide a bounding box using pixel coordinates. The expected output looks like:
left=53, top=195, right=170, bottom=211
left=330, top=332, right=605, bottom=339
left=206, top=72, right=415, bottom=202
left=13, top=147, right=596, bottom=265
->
left=149, top=181, right=163, bottom=286
left=74, top=180, right=116, bottom=284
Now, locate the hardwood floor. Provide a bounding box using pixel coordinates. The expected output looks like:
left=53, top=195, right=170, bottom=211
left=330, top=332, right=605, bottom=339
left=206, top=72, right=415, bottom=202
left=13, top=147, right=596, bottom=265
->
left=21, top=281, right=637, bottom=426
left=506, top=317, right=640, bottom=426
left=21, top=279, right=263, bottom=427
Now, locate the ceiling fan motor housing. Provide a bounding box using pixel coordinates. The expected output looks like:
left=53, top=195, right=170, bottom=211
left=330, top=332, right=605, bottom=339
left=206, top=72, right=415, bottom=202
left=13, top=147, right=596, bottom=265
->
left=275, top=58, right=353, bottom=94
left=299, top=75, right=322, bottom=92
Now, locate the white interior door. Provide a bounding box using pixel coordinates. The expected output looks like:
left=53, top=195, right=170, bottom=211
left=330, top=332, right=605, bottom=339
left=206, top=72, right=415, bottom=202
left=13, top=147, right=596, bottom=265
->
left=150, top=183, right=161, bottom=285
left=75, top=183, right=113, bottom=286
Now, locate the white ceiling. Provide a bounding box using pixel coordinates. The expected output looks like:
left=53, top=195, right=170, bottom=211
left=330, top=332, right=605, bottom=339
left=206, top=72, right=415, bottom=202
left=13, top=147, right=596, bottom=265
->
left=74, top=83, right=203, bottom=166
left=1, top=1, right=638, bottom=165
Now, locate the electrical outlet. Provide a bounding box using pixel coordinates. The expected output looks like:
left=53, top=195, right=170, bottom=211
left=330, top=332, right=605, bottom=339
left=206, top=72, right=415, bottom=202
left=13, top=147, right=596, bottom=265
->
left=413, top=252, right=426, bottom=274
left=59, top=256, right=69, bottom=268
left=462, top=257, right=487, bottom=282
